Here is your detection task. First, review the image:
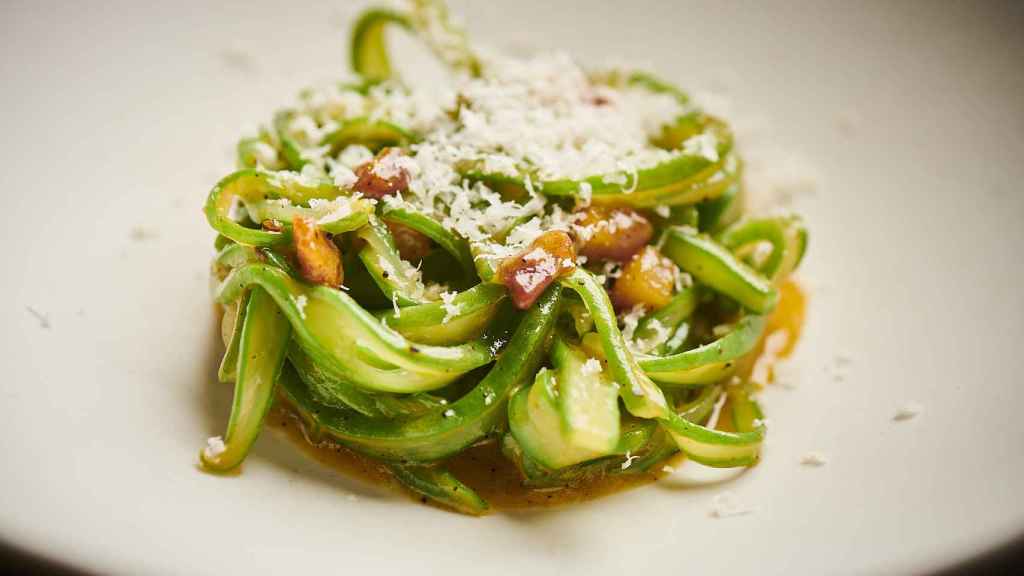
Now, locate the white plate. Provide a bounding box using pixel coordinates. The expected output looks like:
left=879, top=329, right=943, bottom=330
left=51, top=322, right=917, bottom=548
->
left=2, top=1, right=1023, bottom=574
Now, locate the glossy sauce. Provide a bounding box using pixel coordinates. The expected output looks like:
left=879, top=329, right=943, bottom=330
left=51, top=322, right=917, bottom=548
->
left=266, top=280, right=806, bottom=512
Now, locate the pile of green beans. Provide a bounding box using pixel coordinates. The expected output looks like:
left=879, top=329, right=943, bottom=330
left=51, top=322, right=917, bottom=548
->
left=199, top=1, right=807, bottom=514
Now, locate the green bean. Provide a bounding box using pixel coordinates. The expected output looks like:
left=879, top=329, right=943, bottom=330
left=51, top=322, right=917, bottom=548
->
left=381, top=206, right=476, bottom=281
left=661, top=226, right=778, bottom=314
left=388, top=464, right=489, bottom=515
left=217, top=264, right=494, bottom=393
left=200, top=287, right=291, bottom=472
left=276, top=285, right=562, bottom=462
left=717, top=214, right=807, bottom=282
left=638, top=315, right=767, bottom=386
left=205, top=169, right=349, bottom=247
left=377, top=283, right=506, bottom=345
left=320, top=117, right=417, bottom=155
left=350, top=8, right=412, bottom=82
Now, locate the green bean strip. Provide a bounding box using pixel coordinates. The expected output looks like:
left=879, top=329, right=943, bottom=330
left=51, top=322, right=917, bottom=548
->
left=388, top=464, right=489, bottom=515
left=350, top=1, right=479, bottom=82
left=320, top=117, right=417, bottom=155
left=660, top=400, right=765, bottom=468
left=697, top=178, right=744, bottom=233
left=350, top=8, right=412, bottom=82
left=237, top=131, right=284, bottom=171
left=243, top=197, right=372, bottom=236
left=638, top=315, right=767, bottom=386
left=661, top=226, right=778, bottom=314
left=204, top=169, right=349, bottom=247
left=617, top=384, right=722, bottom=474
left=276, top=285, right=561, bottom=462
left=358, top=216, right=437, bottom=305
left=502, top=418, right=656, bottom=487
left=465, top=120, right=736, bottom=208
left=217, top=293, right=249, bottom=383
left=508, top=367, right=618, bottom=469
left=377, top=283, right=506, bottom=345
left=382, top=206, right=476, bottom=281
left=729, top=382, right=764, bottom=433
left=217, top=264, right=494, bottom=393
left=559, top=268, right=669, bottom=418
left=717, top=214, right=807, bottom=282
left=200, top=288, right=291, bottom=472
left=633, top=286, right=699, bottom=355
left=558, top=268, right=765, bottom=467
left=288, top=344, right=445, bottom=419
left=273, top=110, right=308, bottom=171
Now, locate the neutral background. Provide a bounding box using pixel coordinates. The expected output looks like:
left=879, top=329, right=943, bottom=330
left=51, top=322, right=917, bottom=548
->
left=1, top=1, right=1023, bottom=574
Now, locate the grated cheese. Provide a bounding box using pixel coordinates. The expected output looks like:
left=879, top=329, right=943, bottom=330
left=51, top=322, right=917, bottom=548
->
left=581, top=358, right=603, bottom=375
left=800, top=452, right=829, bottom=467
left=620, top=451, right=639, bottom=470
left=204, top=436, right=226, bottom=458
left=709, top=491, right=759, bottom=518
left=439, top=290, right=462, bottom=323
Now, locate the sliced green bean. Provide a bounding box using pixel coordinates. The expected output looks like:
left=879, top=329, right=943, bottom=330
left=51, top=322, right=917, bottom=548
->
left=616, top=385, right=723, bottom=474
left=276, top=285, right=561, bottom=462
left=377, top=283, right=506, bottom=345
left=382, top=206, right=476, bottom=281
left=217, top=293, right=249, bottom=383
left=633, top=286, right=699, bottom=355
left=200, top=287, right=291, bottom=472
left=204, top=169, right=347, bottom=247
left=389, top=464, right=489, bottom=515
left=289, top=344, right=444, bottom=419
left=638, top=315, right=767, bottom=386
left=320, top=117, right=417, bottom=155
left=559, top=268, right=669, bottom=418
left=358, top=216, right=437, bottom=305
left=697, top=178, right=744, bottom=233
left=465, top=118, right=736, bottom=208
left=243, top=196, right=372, bottom=236
left=350, top=8, right=412, bottom=82
left=217, top=264, right=494, bottom=393
left=661, top=226, right=778, bottom=314
left=273, top=109, right=307, bottom=171
left=717, top=214, right=807, bottom=282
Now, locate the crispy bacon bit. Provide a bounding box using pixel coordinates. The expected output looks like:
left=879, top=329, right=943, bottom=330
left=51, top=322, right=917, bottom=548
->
left=353, top=148, right=410, bottom=199
left=261, top=219, right=283, bottom=232
left=575, top=206, right=653, bottom=263
left=498, top=231, right=576, bottom=309
left=292, top=216, right=343, bottom=288
left=612, top=246, right=678, bottom=311
left=386, top=220, right=432, bottom=262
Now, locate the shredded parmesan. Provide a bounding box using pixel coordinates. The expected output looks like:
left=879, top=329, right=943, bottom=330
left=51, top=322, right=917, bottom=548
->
left=204, top=436, right=226, bottom=459
left=440, top=290, right=462, bottom=322
left=800, top=452, right=829, bottom=467
left=710, top=491, right=759, bottom=518
left=581, top=358, right=603, bottom=376
left=620, top=451, right=639, bottom=470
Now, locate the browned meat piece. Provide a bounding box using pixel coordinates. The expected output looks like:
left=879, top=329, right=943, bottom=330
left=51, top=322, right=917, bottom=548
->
left=386, top=220, right=432, bottom=262
left=353, top=148, right=410, bottom=199
left=292, top=216, right=344, bottom=288
left=498, top=231, right=576, bottom=309
left=612, top=246, right=677, bottom=311
left=575, top=206, right=653, bottom=263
